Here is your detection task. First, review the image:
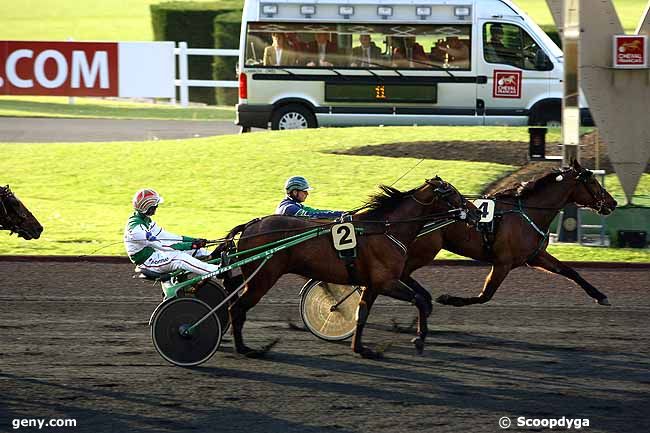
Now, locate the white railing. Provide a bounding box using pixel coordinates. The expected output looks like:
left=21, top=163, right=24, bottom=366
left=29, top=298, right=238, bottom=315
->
left=174, top=41, right=239, bottom=107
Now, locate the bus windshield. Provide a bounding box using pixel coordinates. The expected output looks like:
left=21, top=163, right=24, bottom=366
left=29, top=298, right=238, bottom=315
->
left=245, top=22, right=472, bottom=70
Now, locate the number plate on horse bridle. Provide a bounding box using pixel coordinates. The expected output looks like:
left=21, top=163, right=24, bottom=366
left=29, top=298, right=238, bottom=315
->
left=473, top=199, right=496, bottom=223
left=332, top=223, right=357, bottom=251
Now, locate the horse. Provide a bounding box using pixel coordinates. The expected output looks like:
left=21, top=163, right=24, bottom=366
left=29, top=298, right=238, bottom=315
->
left=0, top=185, right=43, bottom=240
left=401, top=159, right=618, bottom=309
left=220, top=177, right=481, bottom=358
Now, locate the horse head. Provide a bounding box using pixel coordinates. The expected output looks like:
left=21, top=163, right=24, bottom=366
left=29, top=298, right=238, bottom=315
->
left=565, top=160, right=617, bottom=215
left=421, top=176, right=481, bottom=225
left=0, top=185, right=43, bottom=240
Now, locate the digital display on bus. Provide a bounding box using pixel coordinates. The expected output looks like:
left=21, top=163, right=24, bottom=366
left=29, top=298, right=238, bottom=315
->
left=324, top=83, right=437, bottom=103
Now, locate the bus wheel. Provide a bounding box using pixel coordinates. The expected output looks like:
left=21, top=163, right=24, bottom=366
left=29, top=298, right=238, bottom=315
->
left=271, top=105, right=316, bottom=130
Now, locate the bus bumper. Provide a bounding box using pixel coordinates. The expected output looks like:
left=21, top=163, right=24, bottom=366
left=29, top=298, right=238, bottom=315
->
left=236, top=104, right=272, bottom=129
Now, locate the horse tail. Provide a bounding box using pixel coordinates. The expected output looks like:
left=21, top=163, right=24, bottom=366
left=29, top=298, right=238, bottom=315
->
left=212, top=219, right=257, bottom=258
left=212, top=219, right=260, bottom=293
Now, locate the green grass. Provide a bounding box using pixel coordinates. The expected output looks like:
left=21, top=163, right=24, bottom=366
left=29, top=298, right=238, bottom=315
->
left=512, top=0, right=647, bottom=32
left=0, top=0, right=644, bottom=41
left=0, top=96, right=235, bottom=121
left=1, top=126, right=648, bottom=261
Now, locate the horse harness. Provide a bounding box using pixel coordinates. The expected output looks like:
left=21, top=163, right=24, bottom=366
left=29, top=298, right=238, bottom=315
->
left=480, top=198, right=549, bottom=262
left=338, top=181, right=468, bottom=285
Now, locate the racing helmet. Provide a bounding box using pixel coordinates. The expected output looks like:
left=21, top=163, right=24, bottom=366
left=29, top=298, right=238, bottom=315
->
left=132, top=188, right=164, bottom=214
left=284, top=176, right=313, bottom=193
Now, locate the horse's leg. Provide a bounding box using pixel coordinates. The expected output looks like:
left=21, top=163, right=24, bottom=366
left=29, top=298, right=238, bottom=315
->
left=401, top=275, right=433, bottom=317
left=381, top=280, right=430, bottom=354
left=228, top=268, right=278, bottom=356
left=436, top=263, right=511, bottom=306
left=528, top=251, right=610, bottom=305
left=351, top=287, right=379, bottom=359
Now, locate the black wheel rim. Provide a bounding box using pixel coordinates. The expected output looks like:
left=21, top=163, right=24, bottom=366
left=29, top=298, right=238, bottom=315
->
left=194, top=281, right=231, bottom=335
left=152, top=298, right=221, bottom=367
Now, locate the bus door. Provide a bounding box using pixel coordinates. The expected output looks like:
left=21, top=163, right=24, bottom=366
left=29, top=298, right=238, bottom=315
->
left=477, top=21, right=553, bottom=126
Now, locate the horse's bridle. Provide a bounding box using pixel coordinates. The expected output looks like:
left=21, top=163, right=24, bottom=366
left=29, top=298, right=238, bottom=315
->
left=0, top=185, right=25, bottom=234
left=415, top=177, right=475, bottom=222
left=575, top=169, right=610, bottom=213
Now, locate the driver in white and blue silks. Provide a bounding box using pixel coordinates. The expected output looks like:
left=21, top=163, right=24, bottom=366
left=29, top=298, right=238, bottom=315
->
left=123, top=188, right=219, bottom=276
left=275, top=176, right=344, bottom=219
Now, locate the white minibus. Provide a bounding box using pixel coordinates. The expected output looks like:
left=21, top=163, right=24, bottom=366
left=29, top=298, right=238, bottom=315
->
left=236, top=0, right=592, bottom=130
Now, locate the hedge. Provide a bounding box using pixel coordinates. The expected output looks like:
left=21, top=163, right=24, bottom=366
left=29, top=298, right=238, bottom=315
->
left=213, top=11, right=242, bottom=106
left=151, top=1, right=242, bottom=105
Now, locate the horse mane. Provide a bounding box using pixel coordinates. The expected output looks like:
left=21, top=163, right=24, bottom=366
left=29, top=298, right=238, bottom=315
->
left=493, top=167, right=572, bottom=199
left=362, top=184, right=420, bottom=216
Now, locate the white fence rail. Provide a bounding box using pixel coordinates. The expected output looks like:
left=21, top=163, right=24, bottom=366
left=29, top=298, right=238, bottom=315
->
left=174, top=41, right=239, bottom=107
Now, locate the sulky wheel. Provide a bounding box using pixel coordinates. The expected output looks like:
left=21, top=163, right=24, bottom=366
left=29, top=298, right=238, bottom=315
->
left=193, top=280, right=231, bottom=335
left=151, top=297, right=222, bottom=367
left=300, top=280, right=361, bottom=342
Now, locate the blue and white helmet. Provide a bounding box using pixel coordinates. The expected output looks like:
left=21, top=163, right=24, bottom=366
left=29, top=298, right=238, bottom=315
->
left=284, top=176, right=313, bottom=193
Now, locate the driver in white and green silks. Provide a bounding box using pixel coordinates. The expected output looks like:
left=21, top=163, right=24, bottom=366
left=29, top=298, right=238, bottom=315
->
left=124, top=189, right=219, bottom=276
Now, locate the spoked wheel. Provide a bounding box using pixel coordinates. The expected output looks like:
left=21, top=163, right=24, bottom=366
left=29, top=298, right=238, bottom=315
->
left=193, top=280, right=231, bottom=335
left=300, top=279, right=362, bottom=341
left=151, top=298, right=222, bottom=367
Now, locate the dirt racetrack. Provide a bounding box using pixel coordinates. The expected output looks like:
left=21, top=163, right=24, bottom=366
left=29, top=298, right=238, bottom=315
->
left=1, top=259, right=649, bottom=433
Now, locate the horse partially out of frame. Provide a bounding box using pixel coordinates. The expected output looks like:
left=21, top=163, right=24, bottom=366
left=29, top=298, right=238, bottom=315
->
left=0, top=185, right=43, bottom=240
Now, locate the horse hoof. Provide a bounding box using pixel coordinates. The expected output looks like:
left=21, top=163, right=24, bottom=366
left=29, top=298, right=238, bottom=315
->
left=356, top=347, right=382, bottom=360
left=411, top=337, right=425, bottom=355
left=597, top=297, right=611, bottom=306
left=435, top=294, right=451, bottom=305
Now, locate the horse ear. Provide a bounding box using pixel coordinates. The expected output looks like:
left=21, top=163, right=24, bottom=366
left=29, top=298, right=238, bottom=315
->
left=571, top=159, right=581, bottom=170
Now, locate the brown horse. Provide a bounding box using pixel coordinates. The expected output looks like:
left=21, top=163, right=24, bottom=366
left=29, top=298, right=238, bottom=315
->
left=0, top=185, right=43, bottom=240
left=401, top=160, right=617, bottom=308
left=221, top=177, right=480, bottom=358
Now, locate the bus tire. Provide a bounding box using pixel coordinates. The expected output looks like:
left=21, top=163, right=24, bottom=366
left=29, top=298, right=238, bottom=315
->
left=271, top=104, right=317, bottom=130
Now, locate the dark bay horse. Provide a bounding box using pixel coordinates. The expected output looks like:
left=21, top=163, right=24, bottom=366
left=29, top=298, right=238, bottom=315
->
left=222, top=177, right=480, bottom=358
left=402, top=160, right=618, bottom=308
left=0, top=185, right=43, bottom=240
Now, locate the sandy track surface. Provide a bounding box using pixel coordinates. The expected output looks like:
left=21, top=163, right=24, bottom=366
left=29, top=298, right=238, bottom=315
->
left=1, top=261, right=649, bottom=433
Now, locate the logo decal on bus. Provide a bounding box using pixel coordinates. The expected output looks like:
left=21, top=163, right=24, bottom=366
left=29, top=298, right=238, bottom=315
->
left=492, top=70, right=522, bottom=99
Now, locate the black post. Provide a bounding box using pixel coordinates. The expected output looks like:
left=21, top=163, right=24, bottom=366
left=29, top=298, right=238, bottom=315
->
left=528, top=127, right=547, bottom=160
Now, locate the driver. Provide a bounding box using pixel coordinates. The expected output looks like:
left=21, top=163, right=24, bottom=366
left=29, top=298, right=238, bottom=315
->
left=124, top=188, right=220, bottom=276
left=275, top=176, right=344, bottom=219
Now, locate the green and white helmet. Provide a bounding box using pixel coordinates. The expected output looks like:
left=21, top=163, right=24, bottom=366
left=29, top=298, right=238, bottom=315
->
left=284, top=176, right=313, bottom=193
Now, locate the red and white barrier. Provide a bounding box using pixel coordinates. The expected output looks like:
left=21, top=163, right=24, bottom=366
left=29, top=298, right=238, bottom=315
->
left=0, top=41, right=175, bottom=97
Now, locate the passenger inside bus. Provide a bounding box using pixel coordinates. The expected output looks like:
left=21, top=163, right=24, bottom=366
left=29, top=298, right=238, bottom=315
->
left=434, top=36, right=470, bottom=67
left=350, top=34, right=382, bottom=67
left=305, top=33, right=338, bottom=67
left=263, top=32, right=298, bottom=66
left=391, top=37, right=428, bottom=67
